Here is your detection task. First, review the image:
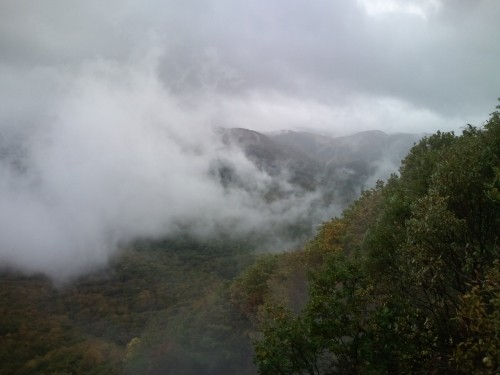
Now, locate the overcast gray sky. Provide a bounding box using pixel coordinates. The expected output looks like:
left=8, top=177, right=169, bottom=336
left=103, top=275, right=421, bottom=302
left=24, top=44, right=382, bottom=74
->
left=1, top=0, right=499, bottom=135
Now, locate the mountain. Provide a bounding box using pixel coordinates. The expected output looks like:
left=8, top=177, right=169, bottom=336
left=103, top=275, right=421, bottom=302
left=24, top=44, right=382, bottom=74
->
left=217, top=127, right=324, bottom=190
left=249, top=112, right=500, bottom=374
left=269, top=129, right=421, bottom=168
left=0, top=126, right=425, bottom=375
left=217, top=127, right=422, bottom=206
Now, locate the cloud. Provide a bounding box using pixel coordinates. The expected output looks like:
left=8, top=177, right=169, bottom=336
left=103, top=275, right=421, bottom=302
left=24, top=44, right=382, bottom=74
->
left=356, top=0, right=442, bottom=20
left=0, top=0, right=498, bottom=279
left=2, top=0, right=498, bottom=127
left=209, top=92, right=467, bottom=135
left=0, top=56, right=341, bottom=280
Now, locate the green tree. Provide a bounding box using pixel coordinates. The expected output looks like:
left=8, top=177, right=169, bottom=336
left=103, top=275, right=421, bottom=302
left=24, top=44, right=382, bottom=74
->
left=254, top=102, right=500, bottom=374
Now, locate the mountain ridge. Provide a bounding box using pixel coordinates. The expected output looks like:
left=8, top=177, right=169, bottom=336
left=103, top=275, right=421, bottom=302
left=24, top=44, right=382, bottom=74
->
left=216, top=126, right=422, bottom=205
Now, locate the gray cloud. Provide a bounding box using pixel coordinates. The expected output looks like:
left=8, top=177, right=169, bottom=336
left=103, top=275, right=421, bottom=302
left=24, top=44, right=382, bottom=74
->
left=2, top=0, right=498, bottom=126
left=3, top=1, right=499, bottom=125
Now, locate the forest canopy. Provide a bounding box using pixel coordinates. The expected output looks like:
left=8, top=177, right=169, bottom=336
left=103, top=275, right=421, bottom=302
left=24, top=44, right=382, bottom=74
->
left=248, top=103, right=500, bottom=374
left=1, top=103, right=499, bottom=374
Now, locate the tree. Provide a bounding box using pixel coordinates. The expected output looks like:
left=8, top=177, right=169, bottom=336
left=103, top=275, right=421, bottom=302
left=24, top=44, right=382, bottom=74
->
left=254, top=103, right=500, bottom=374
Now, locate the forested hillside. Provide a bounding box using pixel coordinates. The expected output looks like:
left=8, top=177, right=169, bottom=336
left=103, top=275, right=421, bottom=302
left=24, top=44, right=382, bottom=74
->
left=0, top=236, right=257, bottom=375
left=1, top=106, right=498, bottom=375
left=237, top=106, right=500, bottom=374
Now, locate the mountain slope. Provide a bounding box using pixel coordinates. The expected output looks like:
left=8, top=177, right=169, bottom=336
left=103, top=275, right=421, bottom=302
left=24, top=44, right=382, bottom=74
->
left=249, top=110, right=500, bottom=374
left=218, top=127, right=422, bottom=208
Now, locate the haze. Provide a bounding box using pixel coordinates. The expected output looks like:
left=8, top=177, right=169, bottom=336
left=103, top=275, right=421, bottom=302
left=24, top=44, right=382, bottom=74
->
left=0, top=0, right=499, bottom=279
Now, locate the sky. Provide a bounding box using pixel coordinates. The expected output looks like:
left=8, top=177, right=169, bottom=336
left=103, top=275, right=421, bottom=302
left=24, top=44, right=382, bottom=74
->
left=0, top=0, right=499, bottom=279
left=1, top=0, right=499, bottom=135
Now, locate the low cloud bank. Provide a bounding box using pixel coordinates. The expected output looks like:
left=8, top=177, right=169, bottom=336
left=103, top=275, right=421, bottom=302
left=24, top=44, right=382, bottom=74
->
left=0, top=57, right=342, bottom=280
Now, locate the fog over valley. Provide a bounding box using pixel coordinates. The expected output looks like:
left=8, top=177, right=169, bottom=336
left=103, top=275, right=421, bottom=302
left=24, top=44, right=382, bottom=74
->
left=0, top=57, right=423, bottom=279
left=1, top=1, right=499, bottom=374
left=1, top=0, right=498, bottom=280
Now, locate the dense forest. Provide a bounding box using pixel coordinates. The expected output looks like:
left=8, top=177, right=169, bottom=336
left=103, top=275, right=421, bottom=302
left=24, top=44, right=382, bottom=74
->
left=1, top=104, right=499, bottom=374
left=0, top=234, right=259, bottom=374
left=241, top=105, right=500, bottom=374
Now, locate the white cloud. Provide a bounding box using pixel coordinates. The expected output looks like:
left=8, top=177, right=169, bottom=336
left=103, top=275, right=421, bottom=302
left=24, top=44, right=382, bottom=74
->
left=204, top=91, right=466, bottom=136
left=356, top=0, right=442, bottom=20
left=0, top=55, right=341, bottom=280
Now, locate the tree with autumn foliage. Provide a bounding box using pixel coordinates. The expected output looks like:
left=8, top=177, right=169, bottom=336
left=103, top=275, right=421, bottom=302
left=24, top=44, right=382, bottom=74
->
left=253, top=102, right=500, bottom=374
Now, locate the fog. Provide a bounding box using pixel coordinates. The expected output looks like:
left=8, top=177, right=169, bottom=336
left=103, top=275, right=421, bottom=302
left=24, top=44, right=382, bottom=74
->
left=1, top=0, right=499, bottom=280
left=0, top=56, right=339, bottom=280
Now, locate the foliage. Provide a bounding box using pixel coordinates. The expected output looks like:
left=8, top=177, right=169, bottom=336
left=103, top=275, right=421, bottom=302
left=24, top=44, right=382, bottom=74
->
left=253, top=105, right=500, bottom=374
left=0, top=235, right=256, bottom=375
left=2, top=103, right=499, bottom=375
left=254, top=305, right=321, bottom=375
left=452, top=260, right=500, bottom=374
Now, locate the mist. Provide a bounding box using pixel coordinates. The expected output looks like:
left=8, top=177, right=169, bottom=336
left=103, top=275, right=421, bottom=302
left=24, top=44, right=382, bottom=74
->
left=0, top=55, right=341, bottom=280
left=2, top=0, right=498, bottom=281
